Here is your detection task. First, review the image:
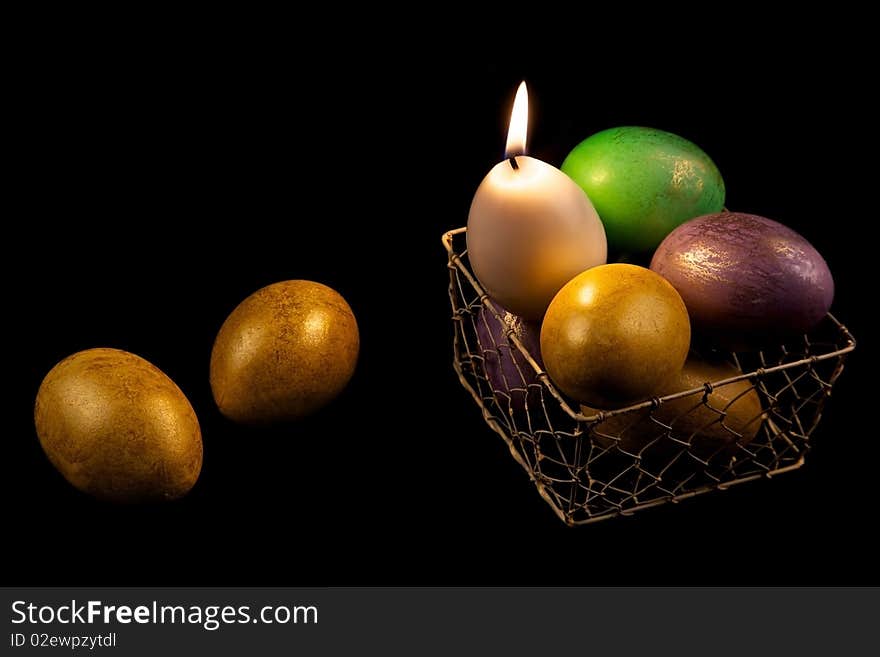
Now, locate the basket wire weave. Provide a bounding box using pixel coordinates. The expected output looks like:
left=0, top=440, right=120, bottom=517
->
left=444, top=227, right=856, bottom=525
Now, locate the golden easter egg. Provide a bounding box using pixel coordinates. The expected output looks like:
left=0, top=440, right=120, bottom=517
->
left=540, top=264, right=690, bottom=407
left=583, top=356, right=765, bottom=458
left=34, top=348, right=203, bottom=502
left=210, top=280, right=359, bottom=423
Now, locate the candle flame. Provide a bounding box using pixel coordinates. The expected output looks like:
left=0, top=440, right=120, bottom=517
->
left=505, top=81, right=528, bottom=159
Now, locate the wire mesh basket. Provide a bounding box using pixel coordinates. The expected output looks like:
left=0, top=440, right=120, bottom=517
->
left=444, top=227, right=856, bottom=525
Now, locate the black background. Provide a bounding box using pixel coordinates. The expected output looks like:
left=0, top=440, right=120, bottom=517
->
left=8, top=29, right=876, bottom=585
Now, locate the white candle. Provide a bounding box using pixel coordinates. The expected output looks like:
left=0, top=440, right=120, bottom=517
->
left=467, top=82, right=606, bottom=320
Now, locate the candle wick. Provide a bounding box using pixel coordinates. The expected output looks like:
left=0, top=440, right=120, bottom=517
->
left=508, top=157, right=519, bottom=170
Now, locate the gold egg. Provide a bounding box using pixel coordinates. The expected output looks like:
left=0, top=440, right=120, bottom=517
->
left=541, top=264, right=690, bottom=407
left=583, top=356, right=765, bottom=458
left=210, top=280, right=359, bottom=423
left=34, top=348, right=202, bottom=502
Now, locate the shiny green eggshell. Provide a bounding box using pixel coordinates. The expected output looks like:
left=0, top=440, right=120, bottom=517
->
left=561, top=127, right=725, bottom=252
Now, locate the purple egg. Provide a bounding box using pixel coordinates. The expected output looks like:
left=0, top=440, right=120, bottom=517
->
left=650, top=212, right=834, bottom=349
left=474, top=303, right=544, bottom=408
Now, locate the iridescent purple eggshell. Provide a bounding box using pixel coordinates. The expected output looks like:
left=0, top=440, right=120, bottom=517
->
left=651, top=212, right=834, bottom=349
left=474, top=304, right=544, bottom=410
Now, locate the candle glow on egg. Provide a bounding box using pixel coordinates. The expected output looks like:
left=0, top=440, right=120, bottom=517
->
left=466, top=82, right=607, bottom=320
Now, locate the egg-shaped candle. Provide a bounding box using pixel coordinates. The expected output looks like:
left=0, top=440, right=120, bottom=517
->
left=467, top=82, right=607, bottom=320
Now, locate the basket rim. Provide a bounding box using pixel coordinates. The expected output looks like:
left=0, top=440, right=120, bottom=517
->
left=443, top=226, right=857, bottom=424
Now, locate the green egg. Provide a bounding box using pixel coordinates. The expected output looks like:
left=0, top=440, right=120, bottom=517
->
left=561, top=127, right=725, bottom=252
